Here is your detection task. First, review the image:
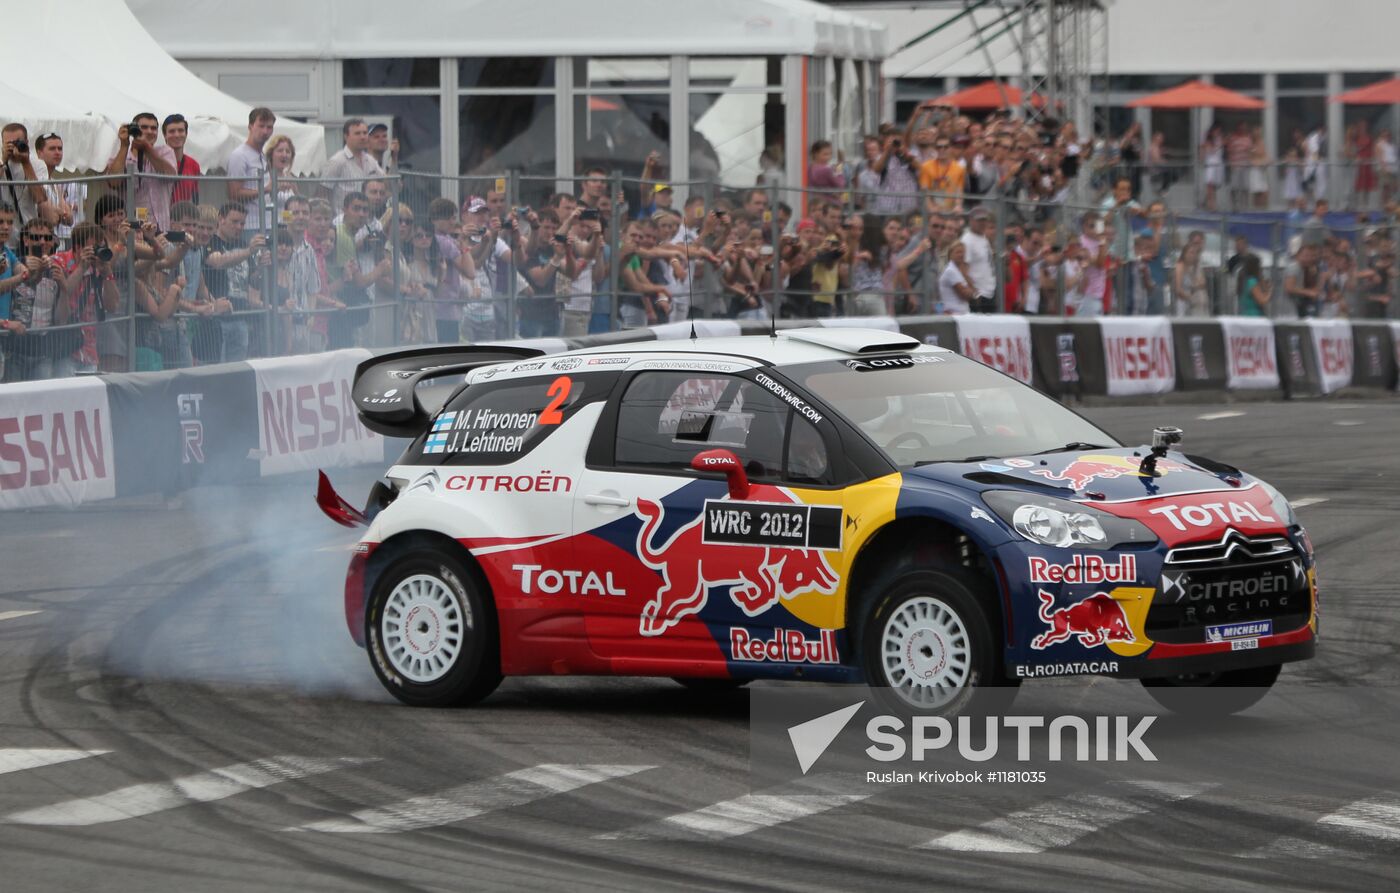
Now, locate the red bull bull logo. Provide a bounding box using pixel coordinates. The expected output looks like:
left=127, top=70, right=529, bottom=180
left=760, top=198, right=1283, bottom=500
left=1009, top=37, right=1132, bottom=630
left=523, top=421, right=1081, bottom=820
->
left=1029, top=453, right=1187, bottom=491
left=1030, top=589, right=1136, bottom=650
left=633, top=489, right=840, bottom=637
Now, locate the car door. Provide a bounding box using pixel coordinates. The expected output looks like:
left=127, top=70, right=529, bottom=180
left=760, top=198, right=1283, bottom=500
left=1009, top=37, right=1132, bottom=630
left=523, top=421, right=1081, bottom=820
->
left=572, top=369, right=848, bottom=672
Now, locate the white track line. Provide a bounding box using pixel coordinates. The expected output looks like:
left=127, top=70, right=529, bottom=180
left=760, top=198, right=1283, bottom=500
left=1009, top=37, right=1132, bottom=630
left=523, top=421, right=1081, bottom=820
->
left=1241, top=795, right=1400, bottom=860
left=0, top=610, right=43, bottom=623
left=1289, top=497, right=1329, bottom=509
left=1197, top=411, right=1245, bottom=421
left=4, top=756, right=370, bottom=826
left=297, top=763, right=652, bottom=833
left=918, top=781, right=1216, bottom=853
left=0, top=748, right=108, bottom=776
left=1319, top=795, right=1400, bottom=842
left=1333, top=420, right=1364, bottom=427
left=599, top=792, right=871, bottom=841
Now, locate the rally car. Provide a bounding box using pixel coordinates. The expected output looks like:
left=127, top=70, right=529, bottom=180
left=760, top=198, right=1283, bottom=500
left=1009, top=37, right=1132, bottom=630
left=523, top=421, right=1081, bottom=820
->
left=318, top=328, right=1317, bottom=716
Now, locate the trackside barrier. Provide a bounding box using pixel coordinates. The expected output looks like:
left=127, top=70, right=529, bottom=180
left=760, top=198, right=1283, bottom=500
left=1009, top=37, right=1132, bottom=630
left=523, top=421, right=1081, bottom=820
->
left=2, top=317, right=1396, bottom=511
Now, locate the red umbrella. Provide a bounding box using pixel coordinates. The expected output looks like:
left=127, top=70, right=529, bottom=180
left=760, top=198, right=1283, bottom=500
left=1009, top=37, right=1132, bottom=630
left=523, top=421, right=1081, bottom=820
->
left=1330, top=77, right=1400, bottom=105
left=932, top=81, right=1044, bottom=111
left=1127, top=80, right=1265, bottom=110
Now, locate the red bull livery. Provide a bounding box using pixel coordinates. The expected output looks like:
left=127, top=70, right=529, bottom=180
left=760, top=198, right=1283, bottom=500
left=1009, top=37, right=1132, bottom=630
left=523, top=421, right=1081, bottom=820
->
left=320, top=329, right=1317, bottom=716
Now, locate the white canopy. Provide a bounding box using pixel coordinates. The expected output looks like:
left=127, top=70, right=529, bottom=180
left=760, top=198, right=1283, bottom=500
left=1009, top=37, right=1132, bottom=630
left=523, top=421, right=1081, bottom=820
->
left=127, top=0, right=889, bottom=60
left=0, top=0, right=325, bottom=173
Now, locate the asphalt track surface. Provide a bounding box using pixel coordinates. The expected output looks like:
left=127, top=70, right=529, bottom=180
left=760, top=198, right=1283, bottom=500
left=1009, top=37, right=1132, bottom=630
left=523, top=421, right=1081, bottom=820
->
left=2, top=399, right=1398, bottom=892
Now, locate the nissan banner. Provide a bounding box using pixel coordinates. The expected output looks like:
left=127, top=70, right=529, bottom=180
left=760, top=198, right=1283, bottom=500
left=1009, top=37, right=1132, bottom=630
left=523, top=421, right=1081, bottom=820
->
left=0, top=377, right=115, bottom=509
left=1218, top=316, right=1281, bottom=390
left=1098, top=317, right=1175, bottom=396
left=1307, top=319, right=1354, bottom=395
left=250, top=350, right=381, bottom=477
left=955, top=315, right=1033, bottom=384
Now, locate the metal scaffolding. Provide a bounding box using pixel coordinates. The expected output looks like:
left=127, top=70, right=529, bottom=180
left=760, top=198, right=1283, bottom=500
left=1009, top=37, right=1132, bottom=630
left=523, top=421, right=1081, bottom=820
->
left=1010, top=0, right=1109, bottom=135
left=844, top=0, right=1109, bottom=134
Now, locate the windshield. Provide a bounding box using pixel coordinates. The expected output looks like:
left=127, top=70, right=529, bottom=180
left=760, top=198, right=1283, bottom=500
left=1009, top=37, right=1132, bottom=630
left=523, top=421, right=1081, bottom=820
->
left=782, top=354, right=1118, bottom=467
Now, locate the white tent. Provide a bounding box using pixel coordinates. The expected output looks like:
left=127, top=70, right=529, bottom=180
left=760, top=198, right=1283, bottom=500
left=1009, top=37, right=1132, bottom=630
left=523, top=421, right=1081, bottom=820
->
left=128, top=0, right=888, bottom=60
left=0, top=0, right=325, bottom=173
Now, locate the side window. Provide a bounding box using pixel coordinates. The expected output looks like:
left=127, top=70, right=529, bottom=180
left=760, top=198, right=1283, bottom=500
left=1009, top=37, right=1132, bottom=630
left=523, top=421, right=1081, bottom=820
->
left=786, top=415, right=830, bottom=484
left=408, top=374, right=588, bottom=466
left=614, top=372, right=791, bottom=479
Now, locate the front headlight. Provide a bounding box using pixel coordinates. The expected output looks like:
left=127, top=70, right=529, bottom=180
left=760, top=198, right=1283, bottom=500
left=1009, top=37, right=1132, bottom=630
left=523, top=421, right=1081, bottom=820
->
left=1255, top=479, right=1299, bottom=528
left=982, top=490, right=1157, bottom=549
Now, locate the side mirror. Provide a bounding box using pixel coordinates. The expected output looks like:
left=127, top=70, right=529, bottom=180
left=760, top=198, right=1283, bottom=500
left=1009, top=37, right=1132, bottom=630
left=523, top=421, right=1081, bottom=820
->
left=691, top=448, right=750, bottom=500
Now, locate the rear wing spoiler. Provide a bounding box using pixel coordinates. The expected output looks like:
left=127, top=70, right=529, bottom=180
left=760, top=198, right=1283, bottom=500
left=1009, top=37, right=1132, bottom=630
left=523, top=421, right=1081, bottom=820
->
left=351, top=344, right=546, bottom=438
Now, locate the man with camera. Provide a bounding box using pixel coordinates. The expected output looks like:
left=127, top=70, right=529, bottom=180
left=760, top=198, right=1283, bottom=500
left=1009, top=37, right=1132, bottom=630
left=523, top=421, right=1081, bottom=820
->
left=4, top=219, right=74, bottom=381
left=204, top=202, right=267, bottom=362
left=2, top=123, right=58, bottom=245
left=870, top=125, right=920, bottom=216
left=104, top=113, right=177, bottom=231
left=330, top=191, right=390, bottom=348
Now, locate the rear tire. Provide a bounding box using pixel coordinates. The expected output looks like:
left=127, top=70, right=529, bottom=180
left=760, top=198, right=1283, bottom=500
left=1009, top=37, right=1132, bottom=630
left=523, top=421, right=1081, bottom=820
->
left=366, top=549, right=501, bottom=707
left=1141, top=663, right=1281, bottom=716
left=860, top=568, right=1018, bottom=717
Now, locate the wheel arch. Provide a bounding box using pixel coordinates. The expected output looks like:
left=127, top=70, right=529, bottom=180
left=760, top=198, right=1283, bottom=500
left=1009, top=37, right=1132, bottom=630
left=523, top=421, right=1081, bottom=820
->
left=843, top=514, right=1009, bottom=665
left=365, top=529, right=498, bottom=631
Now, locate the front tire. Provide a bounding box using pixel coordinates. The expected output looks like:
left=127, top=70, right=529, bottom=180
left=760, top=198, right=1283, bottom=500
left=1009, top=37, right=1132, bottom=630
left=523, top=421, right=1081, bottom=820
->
left=860, top=568, right=1017, bottom=717
left=1140, top=663, right=1281, bottom=716
left=366, top=549, right=501, bottom=707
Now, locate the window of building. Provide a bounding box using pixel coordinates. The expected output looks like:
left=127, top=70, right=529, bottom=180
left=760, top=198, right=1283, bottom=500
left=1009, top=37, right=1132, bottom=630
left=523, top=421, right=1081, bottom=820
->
left=688, top=57, right=783, bottom=90
left=1276, top=73, right=1326, bottom=91
left=572, top=93, right=669, bottom=179
left=1343, top=71, right=1392, bottom=88
left=459, top=94, right=556, bottom=187
left=458, top=57, right=555, bottom=89
left=344, top=58, right=439, bottom=89
left=579, top=58, right=671, bottom=91
left=689, top=92, right=785, bottom=188
left=1213, top=73, right=1262, bottom=92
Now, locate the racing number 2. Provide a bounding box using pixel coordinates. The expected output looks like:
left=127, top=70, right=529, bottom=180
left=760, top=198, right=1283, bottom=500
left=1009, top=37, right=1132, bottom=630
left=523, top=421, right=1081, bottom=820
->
left=539, top=376, right=572, bottom=426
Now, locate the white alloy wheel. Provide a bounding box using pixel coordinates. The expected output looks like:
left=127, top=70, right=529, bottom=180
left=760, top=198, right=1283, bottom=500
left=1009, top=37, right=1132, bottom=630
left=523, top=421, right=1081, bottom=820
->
left=880, top=595, right=971, bottom=709
left=380, top=573, right=469, bottom=683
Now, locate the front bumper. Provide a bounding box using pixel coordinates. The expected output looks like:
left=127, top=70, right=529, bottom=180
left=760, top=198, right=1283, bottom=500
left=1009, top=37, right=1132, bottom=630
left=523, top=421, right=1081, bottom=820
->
left=994, top=531, right=1317, bottom=678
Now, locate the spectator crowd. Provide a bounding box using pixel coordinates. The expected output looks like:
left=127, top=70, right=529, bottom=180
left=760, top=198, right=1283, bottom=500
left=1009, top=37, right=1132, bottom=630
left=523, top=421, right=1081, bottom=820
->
left=1, top=102, right=1398, bottom=383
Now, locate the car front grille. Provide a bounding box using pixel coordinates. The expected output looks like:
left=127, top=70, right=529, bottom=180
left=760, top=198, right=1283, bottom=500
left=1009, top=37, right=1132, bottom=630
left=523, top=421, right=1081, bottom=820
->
left=1148, top=531, right=1310, bottom=644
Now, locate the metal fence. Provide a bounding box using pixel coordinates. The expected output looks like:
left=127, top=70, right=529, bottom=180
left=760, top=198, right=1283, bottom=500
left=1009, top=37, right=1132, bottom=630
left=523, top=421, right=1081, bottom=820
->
left=1, top=168, right=1395, bottom=384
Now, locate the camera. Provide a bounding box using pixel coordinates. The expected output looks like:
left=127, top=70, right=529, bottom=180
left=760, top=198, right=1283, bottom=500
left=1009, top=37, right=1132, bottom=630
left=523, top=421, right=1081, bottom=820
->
left=579, top=209, right=601, bottom=222
left=94, top=245, right=113, bottom=263
left=553, top=234, right=568, bottom=244
left=126, top=122, right=144, bottom=141
left=165, top=230, right=187, bottom=243
left=10, top=138, right=27, bottom=155
left=363, top=231, right=386, bottom=252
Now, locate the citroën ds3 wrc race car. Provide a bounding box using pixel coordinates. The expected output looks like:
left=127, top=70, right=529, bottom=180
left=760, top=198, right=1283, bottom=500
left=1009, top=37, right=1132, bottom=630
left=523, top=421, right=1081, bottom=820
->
left=318, top=328, right=1317, bottom=716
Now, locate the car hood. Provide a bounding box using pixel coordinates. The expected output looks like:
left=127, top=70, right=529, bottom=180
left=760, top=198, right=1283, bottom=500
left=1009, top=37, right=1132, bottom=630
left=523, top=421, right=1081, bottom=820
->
left=903, top=448, right=1247, bottom=502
